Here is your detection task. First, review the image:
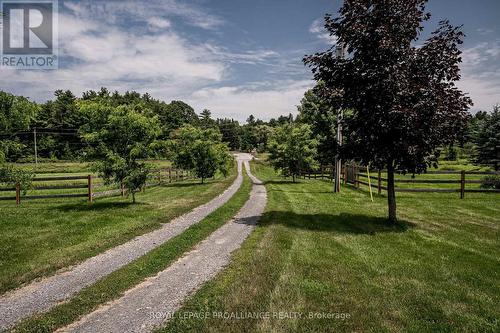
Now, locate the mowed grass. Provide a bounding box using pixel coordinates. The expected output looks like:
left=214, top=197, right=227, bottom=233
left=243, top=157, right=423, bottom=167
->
left=11, top=167, right=252, bottom=333
left=0, top=167, right=236, bottom=293
left=162, top=161, right=499, bottom=333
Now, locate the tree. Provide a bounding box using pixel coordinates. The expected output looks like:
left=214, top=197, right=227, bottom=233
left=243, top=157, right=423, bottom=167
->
left=169, top=125, right=232, bottom=183
left=0, top=164, right=33, bottom=195
left=200, top=109, right=216, bottom=128
left=254, top=125, right=274, bottom=152
left=0, top=91, right=38, bottom=162
left=475, top=106, right=500, bottom=170
left=216, top=118, right=242, bottom=150
left=80, top=102, right=161, bottom=203
left=34, top=90, right=84, bottom=160
left=0, top=92, right=37, bottom=191
left=305, top=0, right=472, bottom=222
left=466, top=111, right=488, bottom=144
left=298, top=86, right=339, bottom=166
left=267, top=123, right=318, bottom=182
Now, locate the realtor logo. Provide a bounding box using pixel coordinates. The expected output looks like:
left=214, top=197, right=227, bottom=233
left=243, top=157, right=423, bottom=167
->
left=1, top=0, right=58, bottom=69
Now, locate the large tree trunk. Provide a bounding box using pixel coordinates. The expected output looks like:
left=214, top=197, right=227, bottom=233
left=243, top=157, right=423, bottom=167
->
left=386, top=163, right=397, bottom=223
left=292, top=174, right=296, bottom=183
left=132, top=191, right=136, bottom=204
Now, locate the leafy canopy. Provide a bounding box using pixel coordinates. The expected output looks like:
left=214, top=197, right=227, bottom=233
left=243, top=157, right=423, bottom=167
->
left=474, top=106, right=500, bottom=170
left=169, top=125, right=232, bottom=183
left=267, top=123, right=318, bottom=182
left=297, top=86, right=339, bottom=166
left=80, top=102, right=162, bottom=202
left=0, top=92, right=37, bottom=190
left=0, top=91, right=38, bottom=163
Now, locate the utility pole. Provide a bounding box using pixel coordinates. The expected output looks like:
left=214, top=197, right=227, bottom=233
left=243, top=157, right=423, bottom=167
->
left=335, top=110, right=343, bottom=192
left=334, top=43, right=346, bottom=193
left=34, top=127, right=38, bottom=166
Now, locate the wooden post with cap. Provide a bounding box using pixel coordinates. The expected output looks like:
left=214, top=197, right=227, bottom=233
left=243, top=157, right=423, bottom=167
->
left=87, top=175, right=93, bottom=203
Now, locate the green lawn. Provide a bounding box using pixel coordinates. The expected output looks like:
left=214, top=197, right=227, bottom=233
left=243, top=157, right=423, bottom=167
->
left=162, top=161, right=499, bottom=333
left=0, top=167, right=236, bottom=293
left=434, top=159, right=493, bottom=172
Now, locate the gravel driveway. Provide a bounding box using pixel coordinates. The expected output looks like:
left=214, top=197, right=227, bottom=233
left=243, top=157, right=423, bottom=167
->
left=0, top=154, right=250, bottom=331
left=59, top=159, right=267, bottom=333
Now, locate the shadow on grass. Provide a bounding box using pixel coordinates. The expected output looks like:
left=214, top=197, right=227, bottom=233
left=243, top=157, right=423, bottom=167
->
left=261, top=211, right=415, bottom=235
left=234, top=215, right=259, bottom=226
left=264, top=180, right=301, bottom=185
left=268, top=189, right=337, bottom=194
left=55, top=201, right=139, bottom=212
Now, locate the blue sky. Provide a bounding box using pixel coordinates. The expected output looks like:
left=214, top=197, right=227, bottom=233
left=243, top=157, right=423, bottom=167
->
left=1, top=0, right=499, bottom=121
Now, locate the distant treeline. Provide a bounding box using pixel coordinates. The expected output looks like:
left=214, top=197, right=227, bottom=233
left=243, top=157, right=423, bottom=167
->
left=0, top=88, right=294, bottom=162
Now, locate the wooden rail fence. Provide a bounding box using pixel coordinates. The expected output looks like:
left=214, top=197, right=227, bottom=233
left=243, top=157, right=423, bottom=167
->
left=0, top=167, right=195, bottom=205
left=299, top=164, right=500, bottom=198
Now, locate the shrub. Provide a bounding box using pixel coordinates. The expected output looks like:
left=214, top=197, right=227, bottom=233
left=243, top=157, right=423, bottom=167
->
left=0, top=164, right=33, bottom=195
left=480, top=175, right=500, bottom=189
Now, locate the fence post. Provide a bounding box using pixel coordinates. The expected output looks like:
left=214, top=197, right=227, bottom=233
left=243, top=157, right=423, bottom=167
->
left=169, top=168, right=172, bottom=183
left=87, top=175, right=93, bottom=203
left=15, top=182, right=20, bottom=205
left=356, top=166, right=360, bottom=188
left=460, top=170, right=465, bottom=199
left=120, top=181, right=125, bottom=197
left=378, top=170, right=382, bottom=195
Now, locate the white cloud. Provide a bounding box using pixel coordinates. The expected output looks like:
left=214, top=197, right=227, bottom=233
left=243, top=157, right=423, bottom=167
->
left=461, top=41, right=500, bottom=67
left=0, top=10, right=226, bottom=100
left=148, top=17, right=171, bottom=30
left=63, top=0, right=223, bottom=30
left=476, top=28, right=494, bottom=35
left=203, top=44, right=279, bottom=65
left=187, top=80, right=314, bottom=121
left=0, top=1, right=312, bottom=122
left=459, top=41, right=500, bottom=112
left=309, top=18, right=337, bottom=45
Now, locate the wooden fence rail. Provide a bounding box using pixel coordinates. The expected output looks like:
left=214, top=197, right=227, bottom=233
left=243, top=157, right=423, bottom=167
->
left=299, top=164, right=500, bottom=198
left=0, top=167, right=196, bottom=205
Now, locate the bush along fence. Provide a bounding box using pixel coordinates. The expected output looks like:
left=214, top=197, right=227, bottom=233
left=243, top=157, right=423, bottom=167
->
left=0, top=167, right=196, bottom=205
left=299, top=164, right=500, bottom=198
